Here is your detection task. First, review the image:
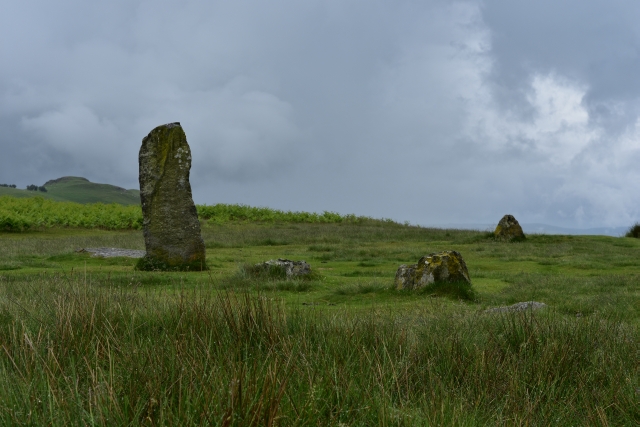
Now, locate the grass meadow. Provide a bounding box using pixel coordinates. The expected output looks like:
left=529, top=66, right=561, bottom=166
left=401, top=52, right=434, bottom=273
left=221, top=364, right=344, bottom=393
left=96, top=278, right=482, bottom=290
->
left=0, top=199, right=638, bottom=425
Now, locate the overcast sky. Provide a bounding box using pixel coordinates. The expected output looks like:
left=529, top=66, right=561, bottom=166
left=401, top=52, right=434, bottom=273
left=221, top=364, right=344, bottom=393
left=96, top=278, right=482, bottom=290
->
left=2, top=0, right=640, bottom=228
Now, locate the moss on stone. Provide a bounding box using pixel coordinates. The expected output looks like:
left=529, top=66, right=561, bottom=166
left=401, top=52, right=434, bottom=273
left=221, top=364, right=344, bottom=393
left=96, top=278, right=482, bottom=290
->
left=494, top=214, right=525, bottom=241
left=395, top=250, right=471, bottom=291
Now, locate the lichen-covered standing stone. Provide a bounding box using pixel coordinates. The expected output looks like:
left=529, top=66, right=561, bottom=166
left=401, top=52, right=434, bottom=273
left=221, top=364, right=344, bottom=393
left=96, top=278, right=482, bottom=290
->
left=137, top=122, right=206, bottom=271
left=395, top=250, right=470, bottom=290
left=494, top=214, right=525, bottom=240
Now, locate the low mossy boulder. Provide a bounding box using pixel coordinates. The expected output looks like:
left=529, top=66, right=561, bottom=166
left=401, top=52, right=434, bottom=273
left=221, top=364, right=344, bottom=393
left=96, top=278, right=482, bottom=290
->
left=253, top=259, right=311, bottom=279
left=395, top=250, right=471, bottom=290
left=494, top=214, right=525, bottom=240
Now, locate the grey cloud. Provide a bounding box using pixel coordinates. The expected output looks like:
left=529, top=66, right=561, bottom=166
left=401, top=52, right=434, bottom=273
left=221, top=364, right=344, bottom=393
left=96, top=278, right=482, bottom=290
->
left=482, top=0, right=640, bottom=128
left=1, top=0, right=640, bottom=228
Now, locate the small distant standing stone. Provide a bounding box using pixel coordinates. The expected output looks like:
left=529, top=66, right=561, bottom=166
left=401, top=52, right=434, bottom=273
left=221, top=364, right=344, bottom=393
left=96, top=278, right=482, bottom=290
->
left=395, top=250, right=471, bottom=290
left=494, top=214, right=525, bottom=240
left=137, top=122, right=206, bottom=271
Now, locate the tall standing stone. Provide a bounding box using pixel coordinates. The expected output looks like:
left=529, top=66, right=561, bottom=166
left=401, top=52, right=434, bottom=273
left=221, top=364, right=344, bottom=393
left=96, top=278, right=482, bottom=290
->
left=136, top=122, right=206, bottom=271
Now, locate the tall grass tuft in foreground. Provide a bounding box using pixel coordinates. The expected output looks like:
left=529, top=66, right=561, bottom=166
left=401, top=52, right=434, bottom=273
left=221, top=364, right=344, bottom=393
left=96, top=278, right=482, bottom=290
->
left=0, top=274, right=636, bottom=425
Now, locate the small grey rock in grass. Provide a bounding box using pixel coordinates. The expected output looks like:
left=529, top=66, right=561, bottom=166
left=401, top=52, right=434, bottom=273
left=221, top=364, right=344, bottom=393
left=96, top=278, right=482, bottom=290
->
left=77, top=248, right=146, bottom=258
left=395, top=250, right=471, bottom=290
left=256, top=259, right=311, bottom=278
left=494, top=214, right=525, bottom=240
left=484, top=301, right=547, bottom=313
left=137, top=122, right=206, bottom=271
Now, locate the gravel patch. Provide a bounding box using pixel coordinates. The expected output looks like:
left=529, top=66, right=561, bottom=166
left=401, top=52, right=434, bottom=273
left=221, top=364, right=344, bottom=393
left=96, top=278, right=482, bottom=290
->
left=76, top=248, right=146, bottom=258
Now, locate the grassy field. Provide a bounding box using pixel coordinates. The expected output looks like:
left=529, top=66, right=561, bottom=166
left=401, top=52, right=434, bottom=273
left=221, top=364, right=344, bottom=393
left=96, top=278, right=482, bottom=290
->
left=0, top=196, right=379, bottom=232
left=0, top=213, right=638, bottom=424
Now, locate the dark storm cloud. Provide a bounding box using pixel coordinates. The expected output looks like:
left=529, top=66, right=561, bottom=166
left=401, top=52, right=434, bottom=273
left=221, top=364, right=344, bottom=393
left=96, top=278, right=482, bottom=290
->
left=1, top=0, right=640, bottom=227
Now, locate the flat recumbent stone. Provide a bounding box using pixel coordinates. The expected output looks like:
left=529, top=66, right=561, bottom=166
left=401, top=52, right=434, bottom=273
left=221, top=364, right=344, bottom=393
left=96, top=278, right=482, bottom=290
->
left=136, top=122, right=206, bottom=271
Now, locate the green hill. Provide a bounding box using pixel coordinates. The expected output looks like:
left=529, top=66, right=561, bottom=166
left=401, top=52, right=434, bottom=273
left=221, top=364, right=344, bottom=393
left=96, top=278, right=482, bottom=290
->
left=0, top=177, right=140, bottom=205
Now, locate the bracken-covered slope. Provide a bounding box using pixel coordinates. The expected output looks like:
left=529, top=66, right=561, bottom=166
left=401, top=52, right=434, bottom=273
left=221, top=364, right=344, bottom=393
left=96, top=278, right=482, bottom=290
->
left=0, top=177, right=140, bottom=205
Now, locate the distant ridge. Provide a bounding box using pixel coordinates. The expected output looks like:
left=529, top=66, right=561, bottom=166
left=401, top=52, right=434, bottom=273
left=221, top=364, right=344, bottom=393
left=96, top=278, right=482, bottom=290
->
left=0, top=177, right=140, bottom=205
left=433, top=223, right=627, bottom=237
left=43, top=176, right=90, bottom=186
